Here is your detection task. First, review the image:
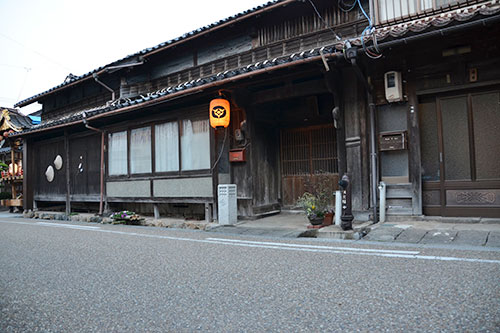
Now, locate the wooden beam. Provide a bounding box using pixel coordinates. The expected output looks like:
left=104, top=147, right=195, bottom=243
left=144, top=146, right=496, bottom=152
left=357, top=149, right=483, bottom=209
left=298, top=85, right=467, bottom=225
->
left=251, top=78, right=329, bottom=105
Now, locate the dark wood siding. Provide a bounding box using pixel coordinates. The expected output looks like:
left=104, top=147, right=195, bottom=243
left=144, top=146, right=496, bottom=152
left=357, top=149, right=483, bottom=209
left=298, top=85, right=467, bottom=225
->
left=34, top=139, right=66, bottom=199
left=70, top=134, right=101, bottom=198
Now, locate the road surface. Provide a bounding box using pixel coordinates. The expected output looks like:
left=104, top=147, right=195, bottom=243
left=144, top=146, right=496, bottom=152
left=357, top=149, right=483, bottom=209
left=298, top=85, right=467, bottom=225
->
left=1, top=217, right=499, bottom=332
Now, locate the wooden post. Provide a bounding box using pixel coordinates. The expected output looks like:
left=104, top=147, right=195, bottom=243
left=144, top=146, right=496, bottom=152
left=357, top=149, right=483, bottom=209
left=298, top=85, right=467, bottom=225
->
left=22, top=139, right=33, bottom=210
left=324, top=70, right=347, bottom=177
left=64, top=130, right=71, bottom=216
left=10, top=146, right=16, bottom=199
left=407, top=80, right=423, bottom=215
left=205, top=203, right=212, bottom=223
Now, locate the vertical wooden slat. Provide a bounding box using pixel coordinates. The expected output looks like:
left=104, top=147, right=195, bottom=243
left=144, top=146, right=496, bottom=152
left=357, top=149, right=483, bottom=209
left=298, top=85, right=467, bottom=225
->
left=64, top=130, right=71, bottom=215
left=436, top=98, right=446, bottom=216
left=467, top=94, right=476, bottom=181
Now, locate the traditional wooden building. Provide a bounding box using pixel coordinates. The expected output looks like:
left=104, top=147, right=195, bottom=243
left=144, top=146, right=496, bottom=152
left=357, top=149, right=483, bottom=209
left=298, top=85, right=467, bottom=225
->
left=0, top=107, right=38, bottom=209
left=13, top=0, right=500, bottom=220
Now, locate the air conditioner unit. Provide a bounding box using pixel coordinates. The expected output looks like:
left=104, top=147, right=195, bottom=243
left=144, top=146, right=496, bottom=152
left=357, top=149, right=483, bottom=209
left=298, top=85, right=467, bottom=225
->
left=218, top=184, right=237, bottom=225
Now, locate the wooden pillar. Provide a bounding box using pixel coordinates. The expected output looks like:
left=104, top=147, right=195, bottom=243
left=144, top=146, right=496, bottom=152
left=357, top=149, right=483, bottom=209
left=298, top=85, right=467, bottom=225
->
left=407, top=80, right=423, bottom=215
left=10, top=147, right=16, bottom=199
left=22, top=139, right=31, bottom=210
left=64, top=130, right=71, bottom=215
left=324, top=70, right=347, bottom=177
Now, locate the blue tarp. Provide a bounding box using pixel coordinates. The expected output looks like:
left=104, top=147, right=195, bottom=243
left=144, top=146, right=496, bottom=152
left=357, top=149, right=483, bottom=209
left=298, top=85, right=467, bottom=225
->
left=28, top=115, right=41, bottom=124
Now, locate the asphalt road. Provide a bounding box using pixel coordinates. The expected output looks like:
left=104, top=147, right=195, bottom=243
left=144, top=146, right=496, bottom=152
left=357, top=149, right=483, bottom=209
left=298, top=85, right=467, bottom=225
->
left=1, top=217, right=500, bottom=332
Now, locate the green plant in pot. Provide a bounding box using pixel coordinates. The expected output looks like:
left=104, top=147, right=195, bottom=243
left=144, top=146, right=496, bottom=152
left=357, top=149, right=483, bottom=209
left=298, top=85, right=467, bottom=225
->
left=297, top=192, right=329, bottom=225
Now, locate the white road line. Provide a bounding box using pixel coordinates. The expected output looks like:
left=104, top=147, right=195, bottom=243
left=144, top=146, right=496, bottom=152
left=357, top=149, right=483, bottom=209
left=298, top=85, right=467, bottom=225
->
left=206, top=237, right=421, bottom=255
left=36, top=222, right=101, bottom=230
left=2, top=220, right=500, bottom=264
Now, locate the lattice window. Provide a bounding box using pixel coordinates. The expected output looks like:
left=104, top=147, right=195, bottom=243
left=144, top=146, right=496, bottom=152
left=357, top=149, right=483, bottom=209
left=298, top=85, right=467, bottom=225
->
left=281, top=125, right=338, bottom=176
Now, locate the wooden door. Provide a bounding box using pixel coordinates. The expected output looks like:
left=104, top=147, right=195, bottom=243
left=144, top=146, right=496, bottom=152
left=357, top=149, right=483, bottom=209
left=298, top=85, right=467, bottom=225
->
left=280, top=124, right=339, bottom=207
left=421, top=89, right=500, bottom=217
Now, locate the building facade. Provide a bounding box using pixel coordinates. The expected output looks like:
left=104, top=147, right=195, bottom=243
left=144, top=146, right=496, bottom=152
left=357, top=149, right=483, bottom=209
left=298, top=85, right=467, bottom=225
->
left=14, top=0, right=500, bottom=219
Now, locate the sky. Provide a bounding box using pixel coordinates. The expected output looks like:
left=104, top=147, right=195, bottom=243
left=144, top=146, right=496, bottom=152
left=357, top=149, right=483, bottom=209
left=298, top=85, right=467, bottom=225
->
left=0, top=0, right=270, bottom=114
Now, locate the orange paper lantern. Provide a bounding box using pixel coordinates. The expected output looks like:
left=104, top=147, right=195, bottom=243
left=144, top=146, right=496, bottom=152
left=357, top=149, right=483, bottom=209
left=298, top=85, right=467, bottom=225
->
left=209, top=98, right=230, bottom=128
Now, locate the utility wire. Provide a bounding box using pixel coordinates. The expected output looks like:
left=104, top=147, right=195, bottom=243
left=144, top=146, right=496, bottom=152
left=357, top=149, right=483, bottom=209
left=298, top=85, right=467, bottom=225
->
left=0, top=32, right=72, bottom=72
left=338, top=0, right=357, bottom=13
left=0, top=64, right=32, bottom=70
left=16, top=67, right=32, bottom=103
left=306, top=0, right=342, bottom=41
left=211, top=127, right=228, bottom=171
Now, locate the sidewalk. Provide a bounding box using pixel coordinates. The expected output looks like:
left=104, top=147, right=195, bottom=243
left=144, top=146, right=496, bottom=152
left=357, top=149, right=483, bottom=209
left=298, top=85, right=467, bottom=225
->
left=364, top=220, right=500, bottom=247
left=208, top=212, right=500, bottom=248
left=12, top=209, right=500, bottom=248
left=208, top=212, right=372, bottom=240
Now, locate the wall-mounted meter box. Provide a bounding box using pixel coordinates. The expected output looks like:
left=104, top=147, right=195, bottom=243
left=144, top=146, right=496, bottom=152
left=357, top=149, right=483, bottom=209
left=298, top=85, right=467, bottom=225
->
left=379, top=131, right=407, bottom=151
left=384, top=71, right=403, bottom=102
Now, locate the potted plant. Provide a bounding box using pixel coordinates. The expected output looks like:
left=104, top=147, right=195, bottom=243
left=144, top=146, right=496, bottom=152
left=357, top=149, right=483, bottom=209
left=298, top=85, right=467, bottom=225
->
left=297, top=192, right=329, bottom=225
left=296, top=175, right=336, bottom=226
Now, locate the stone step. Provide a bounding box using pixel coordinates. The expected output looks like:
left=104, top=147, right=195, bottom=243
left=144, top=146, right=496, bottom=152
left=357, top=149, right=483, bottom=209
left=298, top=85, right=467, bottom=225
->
left=385, top=184, right=412, bottom=199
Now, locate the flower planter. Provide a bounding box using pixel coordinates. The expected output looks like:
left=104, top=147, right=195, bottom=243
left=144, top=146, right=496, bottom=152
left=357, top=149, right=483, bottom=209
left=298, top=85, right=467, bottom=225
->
left=323, top=212, right=334, bottom=226
left=308, top=217, right=324, bottom=226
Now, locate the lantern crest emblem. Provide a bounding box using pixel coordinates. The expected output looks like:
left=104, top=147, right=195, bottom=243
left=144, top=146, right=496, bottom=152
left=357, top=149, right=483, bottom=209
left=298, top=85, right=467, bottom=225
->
left=209, top=98, right=230, bottom=128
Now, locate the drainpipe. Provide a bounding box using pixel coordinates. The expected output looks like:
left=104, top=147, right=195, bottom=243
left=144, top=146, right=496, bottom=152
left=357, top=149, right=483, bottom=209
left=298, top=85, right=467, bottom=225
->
left=350, top=57, right=378, bottom=224
left=82, top=112, right=105, bottom=216
left=93, top=73, right=115, bottom=102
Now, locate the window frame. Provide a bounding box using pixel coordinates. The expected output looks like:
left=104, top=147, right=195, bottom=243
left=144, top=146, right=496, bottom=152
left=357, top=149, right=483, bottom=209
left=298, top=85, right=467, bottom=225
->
left=106, top=116, right=212, bottom=180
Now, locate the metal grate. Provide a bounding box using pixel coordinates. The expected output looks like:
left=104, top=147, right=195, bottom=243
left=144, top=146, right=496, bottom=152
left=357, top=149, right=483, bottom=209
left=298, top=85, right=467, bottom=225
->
left=375, top=0, right=483, bottom=26
left=281, top=125, right=338, bottom=176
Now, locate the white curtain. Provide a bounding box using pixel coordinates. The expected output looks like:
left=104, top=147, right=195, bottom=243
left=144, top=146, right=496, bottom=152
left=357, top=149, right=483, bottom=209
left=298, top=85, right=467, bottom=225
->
left=155, top=121, right=179, bottom=172
left=108, top=131, right=127, bottom=175
left=130, top=127, right=152, bottom=174
left=181, top=119, right=210, bottom=170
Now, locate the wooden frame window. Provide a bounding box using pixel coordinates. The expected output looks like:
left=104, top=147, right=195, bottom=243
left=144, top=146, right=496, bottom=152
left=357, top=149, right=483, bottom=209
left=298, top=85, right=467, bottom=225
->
left=155, top=121, right=179, bottom=172
left=130, top=126, right=152, bottom=174
left=108, top=131, right=127, bottom=176
left=180, top=118, right=210, bottom=171
left=107, top=117, right=211, bottom=178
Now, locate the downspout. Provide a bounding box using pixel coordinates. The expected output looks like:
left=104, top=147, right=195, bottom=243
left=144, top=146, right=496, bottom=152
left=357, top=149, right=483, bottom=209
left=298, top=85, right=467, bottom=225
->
left=350, top=57, right=378, bottom=224
left=82, top=112, right=105, bottom=216
left=93, top=73, right=115, bottom=102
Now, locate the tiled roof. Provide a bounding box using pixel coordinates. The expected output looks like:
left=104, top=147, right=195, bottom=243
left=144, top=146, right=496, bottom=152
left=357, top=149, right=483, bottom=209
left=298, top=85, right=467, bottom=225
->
left=0, top=107, right=36, bottom=132
left=352, top=1, right=500, bottom=47
left=13, top=44, right=342, bottom=136
left=14, top=0, right=292, bottom=108
left=12, top=1, right=500, bottom=136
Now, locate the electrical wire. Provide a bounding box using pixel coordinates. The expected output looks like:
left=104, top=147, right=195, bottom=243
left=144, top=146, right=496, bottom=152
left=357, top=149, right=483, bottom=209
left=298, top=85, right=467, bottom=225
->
left=0, top=32, right=72, bottom=72
left=15, top=67, right=32, bottom=103
left=307, top=0, right=342, bottom=40
left=357, top=0, right=372, bottom=26
left=338, top=0, right=357, bottom=13
left=355, top=0, right=383, bottom=59
left=211, top=127, right=228, bottom=171
left=361, top=27, right=383, bottom=59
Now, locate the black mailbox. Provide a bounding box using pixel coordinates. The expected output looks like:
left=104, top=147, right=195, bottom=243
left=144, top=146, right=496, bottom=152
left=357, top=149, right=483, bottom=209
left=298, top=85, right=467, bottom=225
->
left=379, top=131, right=407, bottom=151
